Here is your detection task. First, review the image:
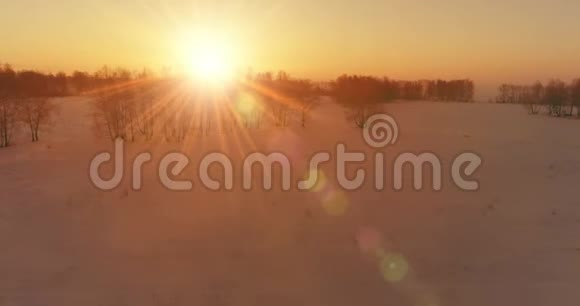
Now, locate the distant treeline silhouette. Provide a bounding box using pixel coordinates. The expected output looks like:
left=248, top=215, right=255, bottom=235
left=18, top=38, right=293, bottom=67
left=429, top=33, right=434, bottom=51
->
left=331, top=75, right=474, bottom=127
left=249, top=73, right=474, bottom=128
left=333, top=75, right=474, bottom=102
left=496, top=79, right=580, bottom=117
left=0, top=64, right=152, bottom=97
left=0, top=64, right=156, bottom=147
left=0, top=64, right=474, bottom=101
left=0, top=63, right=478, bottom=146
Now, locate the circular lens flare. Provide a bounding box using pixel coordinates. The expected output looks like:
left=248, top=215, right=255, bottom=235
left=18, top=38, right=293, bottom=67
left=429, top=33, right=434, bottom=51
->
left=321, top=190, right=349, bottom=216
left=379, top=252, right=409, bottom=283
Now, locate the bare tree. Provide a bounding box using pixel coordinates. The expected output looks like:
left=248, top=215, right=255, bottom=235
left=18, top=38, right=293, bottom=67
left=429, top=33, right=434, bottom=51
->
left=345, top=102, right=383, bottom=128
left=268, top=72, right=293, bottom=127
left=544, top=79, right=567, bottom=117
left=527, top=82, right=544, bottom=114
left=93, top=88, right=137, bottom=141
left=19, top=98, right=57, bottom=142
left=332, top=75, right=386, bottom=128
left=0, top=97, right=18, bottom=147
left=496, top=84, right=510, bottom=103
left=0, top=64, right=18, bottom=147
left=569, top=79, right=580, bottom=117
left=249, top=71, right=291, bottom=128
left=503, top=82, right=543, bottom=114
left=287, top=79, right=318, bottom=127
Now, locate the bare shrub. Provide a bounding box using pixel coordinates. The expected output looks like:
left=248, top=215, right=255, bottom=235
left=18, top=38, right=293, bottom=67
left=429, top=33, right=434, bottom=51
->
left=345, top=103, right=384, bottom=128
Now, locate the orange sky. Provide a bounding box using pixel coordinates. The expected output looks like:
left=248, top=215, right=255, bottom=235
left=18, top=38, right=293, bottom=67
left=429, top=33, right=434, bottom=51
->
left=1, top=0, right=580, bottom=99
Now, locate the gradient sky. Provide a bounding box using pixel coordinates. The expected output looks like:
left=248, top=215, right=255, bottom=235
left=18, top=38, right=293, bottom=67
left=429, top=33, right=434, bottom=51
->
left=1, top=0, right=580, bottom=99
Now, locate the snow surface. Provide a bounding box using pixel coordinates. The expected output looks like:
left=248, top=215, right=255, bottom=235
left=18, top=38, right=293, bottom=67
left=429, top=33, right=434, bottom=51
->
left=1, top=97, right=580, bottom=305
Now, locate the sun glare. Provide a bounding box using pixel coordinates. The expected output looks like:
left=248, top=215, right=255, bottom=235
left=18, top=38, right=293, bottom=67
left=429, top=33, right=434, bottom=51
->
left=178, top=30, right=236, bottom=83
left=191, top=45, right=232, bottom=81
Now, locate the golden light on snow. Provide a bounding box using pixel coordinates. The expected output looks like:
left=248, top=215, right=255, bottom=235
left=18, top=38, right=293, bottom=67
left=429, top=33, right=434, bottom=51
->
left=236, top=93, right=258, bottom=115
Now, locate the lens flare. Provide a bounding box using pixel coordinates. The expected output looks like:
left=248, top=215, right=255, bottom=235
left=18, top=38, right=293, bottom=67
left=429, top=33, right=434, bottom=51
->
left=176, top=29, right=237, bottom=83
left=356, top=227, right=382, bottom=254
left=302, top=169, right=328, bottom=192
left=236, top=93, right=258, bottom=115
left=379, top=252, right=409, bottom=283
left=321, top=190, right=349, bottom=216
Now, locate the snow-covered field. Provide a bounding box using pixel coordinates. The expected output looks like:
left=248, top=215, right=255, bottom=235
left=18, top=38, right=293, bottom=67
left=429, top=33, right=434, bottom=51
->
left=1, top=97, right=580, bottom=306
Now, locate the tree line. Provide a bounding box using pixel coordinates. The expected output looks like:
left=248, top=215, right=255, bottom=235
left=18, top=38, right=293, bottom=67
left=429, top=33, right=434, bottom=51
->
left=0, top=63, right=479, bottom=146
left=0, top=64, right=152, bottom=96
left=496, top=79, right=580, bottom=117
left=330, top=75, right=474, bottom=127
left=0, top=64, right=150, bottom=147
left=331, top=75, right=474, bottom=102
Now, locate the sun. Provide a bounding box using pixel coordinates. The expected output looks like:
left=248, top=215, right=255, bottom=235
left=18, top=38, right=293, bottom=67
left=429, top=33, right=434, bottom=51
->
left=190, top=44, right=232, bottom=82
left=178, top=30, right=236, bottom=83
